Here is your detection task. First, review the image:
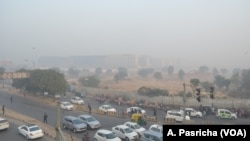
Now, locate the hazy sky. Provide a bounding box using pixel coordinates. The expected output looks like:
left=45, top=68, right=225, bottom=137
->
left=1, top=0, right=250, bottom=69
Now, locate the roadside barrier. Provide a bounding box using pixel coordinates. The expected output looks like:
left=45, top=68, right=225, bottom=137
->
left=146, top=116, right=157, bottom=122
left=183, top=120, right=195, bottom=124
left=95, top=109, right=105, bottom=115
left=201, top=120, right=213, bottom=125
left=164, top=118, right=176, bottom=124
left=107, top=111, right=117, bottom=117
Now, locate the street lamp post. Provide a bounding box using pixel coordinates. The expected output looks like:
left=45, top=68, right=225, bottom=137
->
left=183, top=83, right=186, bottom=123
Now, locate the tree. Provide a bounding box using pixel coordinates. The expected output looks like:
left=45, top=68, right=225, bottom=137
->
left=190, top=78, right=200, bottom=87
left=241, top=69, right=250, bottom=91
left=153, top=72, right=162, bottom=80
left=78, top=76, right=100, bottom=87
left=200, top=81, right=213, bottom=92
left=95, top=67, right=102, bottom=75
left=114, top=67, right=128, bottom=82
left=12, top=69, right=67, bottom=96
left=137, top=68, right=154, bottom=78
left=199, top=66, right=209, bottom=73
left=178, top=69, right=185, bottom=80
left=167, top=66, right=174, bottom=75
left=214, top=75, right=231, bottom=90
left=68, top=67, right=80, bottom=77
left=220, top=68, right=228, bottom=76
left=212, top=68, right=219, bottom=76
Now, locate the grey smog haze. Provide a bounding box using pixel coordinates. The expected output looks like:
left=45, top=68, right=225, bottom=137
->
left=0, top=0, right=250, bottom=70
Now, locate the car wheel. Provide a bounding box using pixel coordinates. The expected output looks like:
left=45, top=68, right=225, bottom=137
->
left=63, top=124, right=67, bottom=129
left=26, top=134, right=29, bottom=140
left=125, top=137, right=129, bottom=141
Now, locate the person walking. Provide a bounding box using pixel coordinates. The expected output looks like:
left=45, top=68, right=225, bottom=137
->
left=10, top=96, right=13, bottom=103
left=43, top=113, right=48, bottom=124
left=88, top=103, right=92, bottom=115
left=2, top=105, right=5, bottom=115
left=153, top=107, right=157, bottom=116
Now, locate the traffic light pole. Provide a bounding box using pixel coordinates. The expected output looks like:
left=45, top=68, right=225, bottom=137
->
left=56, top=101, right=66, bottom=141
left=183, top=83, right=186, bottom=123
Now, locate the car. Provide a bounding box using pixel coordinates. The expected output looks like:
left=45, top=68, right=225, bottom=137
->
left=185, top=108, right=203, bottom=118
left=94, top=129, right=122, bottom=141
left=126, top=107, right=146, bottom=115
left=62, top=116, right=87, bottom=132
left=99, top=105, right=116, bottom=113
left=165, top=110, right=190, bottom=122
left=141, top=130, right=163, bottom=141
left=60, top=101, right=74, bottom=110
left=18, top=124, right=44, bottom=140
left=124, top=121, right=146, bottom=137
left=216, top=109, right=237, bottom=120
left=78, top=114, right=101, bottom=129
left=149, top=124, right=162, bottom=134
left=112, top=125, right=138, bottom=141
left=0, top=117, right=9, bottom=130
left=70, top=96, right=84, bottom=105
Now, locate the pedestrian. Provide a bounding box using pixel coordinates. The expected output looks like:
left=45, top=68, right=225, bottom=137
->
left=10, top=96, right=13, bottom=103
left=153, top=107, right=157, bottom=116
left=43, top=113, right=48, bottom=124
left=2, top=105, right=5, bottom=115
left=88, top=103, right=91, bottom=114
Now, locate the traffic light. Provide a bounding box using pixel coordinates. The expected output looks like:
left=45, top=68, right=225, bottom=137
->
left=210, top=86, right=214, bottom=99
left=196, top=88, right=201, bottom=102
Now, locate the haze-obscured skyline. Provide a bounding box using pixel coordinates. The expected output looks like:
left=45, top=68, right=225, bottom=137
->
left=1, top=0, right=249, bottom=70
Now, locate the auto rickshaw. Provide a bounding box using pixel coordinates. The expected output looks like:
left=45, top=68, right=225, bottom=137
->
left=131, top=113, right=147, bottom=126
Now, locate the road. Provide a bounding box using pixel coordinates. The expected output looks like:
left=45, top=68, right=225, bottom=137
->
left=0, top=116, right=54, bottom=141
left=1, top=88, right=250, bottom=141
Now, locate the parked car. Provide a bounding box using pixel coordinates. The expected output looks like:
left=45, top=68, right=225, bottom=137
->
left=70, top=96, right=84, bottom=105
left=124, top=121, right=146, bottom=137
left=149, top=124, right=162, bottom=134
left=112, top=125, right=138, bottom=141
left=99, top=105, right=116, bottom=113
left=60, top=101, right=74, bottom=110
left=78, top=114, right=101, bottom=129
left=18, top=124, right=44, bottom=140
left=165, top=110, right=190, bottom=122
left=62, top=116, right=87, bottom=132
left=94, top=129, right=121, bottom=141
left=216, top=109, right=237, bottom=120
left=126, top=107, right=146, bottom=115
left=0, top=117, right=9, bottom=130
left=141, top=130, right=163, bottom=141
left=185, top=108, right=203, bottom=118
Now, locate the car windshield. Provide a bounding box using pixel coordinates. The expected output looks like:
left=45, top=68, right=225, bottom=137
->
left=106, top=132, right=116, bottom=139
left=64, top=102, right=71, bottom=106
left=134, top=124, right=141, bottom=129
left=73, top=119, right=84, bottom=124
left=106, top=106, right=113, bottom=109
left=124, top=127, right=133, bottom=133
left=30, top=126, right=40, bottom=132
left=86, top=117, right=96, bottom=122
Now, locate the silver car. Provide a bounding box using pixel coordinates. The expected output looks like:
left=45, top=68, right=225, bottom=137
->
left=78, top=114, right=101, bottom=129
left=62, top=116, right=87, bottom=132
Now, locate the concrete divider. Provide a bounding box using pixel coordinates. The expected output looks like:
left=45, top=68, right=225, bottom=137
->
left=183, top=120, right=195, bottom=124
left=95, top=109, right=105, bottom=115
left=146, top=116, right=157, bottom=122
left=107, top=111, right=117, bottom=117
left=164, top=118, right=176, bottom=124
left=2, top=109, right=80, bottom=141
left=201, top=120, right=213, bottom=125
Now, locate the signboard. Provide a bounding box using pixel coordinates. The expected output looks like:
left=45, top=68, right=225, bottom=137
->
left=0, top=72, right=30, bottom=79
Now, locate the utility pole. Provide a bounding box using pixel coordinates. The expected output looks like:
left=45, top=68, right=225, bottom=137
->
left=56, top=101, right=66, bottom=141
left=183, top=83, right=186, bottom=122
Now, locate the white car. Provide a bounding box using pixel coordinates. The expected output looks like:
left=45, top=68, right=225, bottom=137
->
left=94, top=129, right=121, bottom=141
left=18, top=124, right=44, bottom=140
left=124, top=121, right=146, bottom=137
left=0, top=117, right=9, bottom=130
left=70, top=97, right=84, bottom=105
left=99, top=105, right=116, bottom=113
left=126, top=107, right=146, bottom=115
left=112, top=125, right=138, bottom=141
left=60, top=101, right=74, bottom=110
left=165, top=110, right=190, bottom=122
left=185, top=108, right=203, bottom=118
left=149, top=124, right=162, bottom=134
